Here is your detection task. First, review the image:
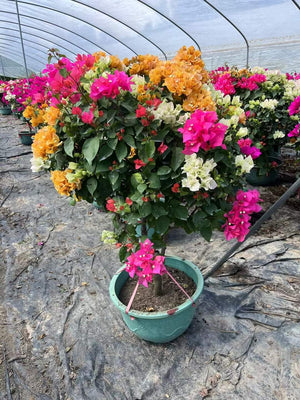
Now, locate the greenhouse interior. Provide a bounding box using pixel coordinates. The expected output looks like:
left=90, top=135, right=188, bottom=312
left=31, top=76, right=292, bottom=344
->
left=0, top=1, right=300, bottom=399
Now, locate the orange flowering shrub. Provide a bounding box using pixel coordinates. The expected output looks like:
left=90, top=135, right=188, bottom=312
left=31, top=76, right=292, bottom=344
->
left=44, top=106, right=61, bottom=126
left=51, top=169, right=81, bottom=196
left=126, top=46, right=214, bottom=112
left=125, top=54, right=160, bottom=76
left=32, top=126, right=61, bottom=159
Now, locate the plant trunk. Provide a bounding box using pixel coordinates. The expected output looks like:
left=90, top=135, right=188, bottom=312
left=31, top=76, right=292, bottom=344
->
left=153, top=274, right=163, bottom=296
left=153, top=245, right=166, bottom=296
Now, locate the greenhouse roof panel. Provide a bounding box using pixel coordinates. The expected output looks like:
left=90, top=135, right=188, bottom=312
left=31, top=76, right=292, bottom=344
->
left=0, top=0, right=299, bottom=77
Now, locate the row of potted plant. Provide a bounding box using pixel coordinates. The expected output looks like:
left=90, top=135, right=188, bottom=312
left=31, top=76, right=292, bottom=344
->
left=209, top=66, right=300, bottom=179
left=2, top=48, right=299, bottom=342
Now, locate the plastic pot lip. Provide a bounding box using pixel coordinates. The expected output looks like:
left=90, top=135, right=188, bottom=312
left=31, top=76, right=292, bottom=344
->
left=109, top=255, right=204, bottom=319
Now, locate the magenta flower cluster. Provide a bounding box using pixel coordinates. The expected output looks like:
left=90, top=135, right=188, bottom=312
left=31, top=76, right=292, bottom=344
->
left=214, top=73, right=235, bottom=95
left=288, top=96, right=300, bottom=116
left=90, top=70, right=133, bottom=101
left=209, top=70, right=266, bottom=96
left=125, top=239, right=167, bottom=287
left=236, top=74, right=266, bottom=91
left=238, top=138, right=261, bottom=159
left=223, top=190, right=262, bottom=242
left=178, top=109, right=228, bottom=155
left=43, top=54, right=95, bottom=106
left=288, top=124, right=300, bottom=139
left=288, top=96, right=300, bottom=139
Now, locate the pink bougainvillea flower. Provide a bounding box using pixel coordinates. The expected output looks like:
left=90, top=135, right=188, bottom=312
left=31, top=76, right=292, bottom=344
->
left=236, top=74, right=266, bottom=91
left=125, top=239, right=166, bottom=287
left=134, top=159, right=146, bottom=169
left=106, top=198, right=117, bottom=212
left=69, top=93, right=81, bottom=104
left=72, top=106, right=82, bottom=116
left=81, top=110, right=94, bottom=124
left=171, top=183, right=180, bottom=193
left=213, top=73, right=236, bottom=95
left=288, top=96, right=300, bottom=116
left=178, top=109, right=227, bottom=155
left=223, top=189, right=262, bottom=242
left=125, top=197, right=133, bottom=206
left=136, top=104, right=147, bottom=118
left=146, top=98, right=162, bottom=109
left=90, top=70, right=133, bottom=101
left=288, top=123, right=300, bottom=138
left=157, top=143, right=168, bottom=154
left=238, top=138, right=261, bottom=160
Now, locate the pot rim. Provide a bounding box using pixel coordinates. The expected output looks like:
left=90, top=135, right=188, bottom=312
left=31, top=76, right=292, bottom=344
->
left=109, top=255, right=204, bottom=319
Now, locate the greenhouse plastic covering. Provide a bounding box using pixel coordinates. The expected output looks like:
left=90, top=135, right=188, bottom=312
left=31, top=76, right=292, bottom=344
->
left=0, top=0, right=299, bottom=78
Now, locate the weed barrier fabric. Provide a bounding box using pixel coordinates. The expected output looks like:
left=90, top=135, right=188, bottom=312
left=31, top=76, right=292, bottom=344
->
left=0, top=114, right=300, bottom=400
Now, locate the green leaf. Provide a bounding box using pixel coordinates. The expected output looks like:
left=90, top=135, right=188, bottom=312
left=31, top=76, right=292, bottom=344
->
left=87, top=177, right=98, bottom=196
left=152, top=203, right=168, bottom=218
left=54, top=151, right=67, bottom=169
left=192, top=210, right=207, bottom=227
left=98, top=144, right=113, bottom=161
left=134, top=124, right=144, bottom=135
left=140, top=202, right=152, bottom=217
left=82, top=136, right=100, bottom=164
left=119, top=246, right=128, bottom=263
left=109, top=171, right=119, bottom=185
left=107, top=138, right=118, bottom=149
left=205, top=203, right=218, bottom=216
left=145, top=141, right=156, bottom=159
left=124, top=113, right=137, bottom=126
left=155, top=215, right=170, bottom=234
left=199, top=225, right=212, bottom=242
left=137, top=183, right=147, bottom=193
left=115, top=141, right=128, bottom=162
left=59, top=68, right=68, bottom=78
left=214, top=150, right=225, bottom=162
left=131, top=173, right=144, bottom=187
left=123, top=134, right=136, bottom=148
left=171, top=147, right=185, bottom=171
left=149, top=174, right=161, bottom=189
left=64, top=137, right=74, bottom=157
left=95, top=159, right=111, bottom=173
left=107, top=108, right=116, bottom=123
left=170, top=205, right=189, bottom=220
left=157, top=166, right=172, bottom=176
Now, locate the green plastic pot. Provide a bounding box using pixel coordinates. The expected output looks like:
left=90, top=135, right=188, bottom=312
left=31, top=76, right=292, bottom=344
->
left=246, top=156, right=281, bottom=186
left=109, top=255, right=204, bottom=343
left=0, top=107, right=12, bottom=115
left=19, top=131, right=34, bottom=145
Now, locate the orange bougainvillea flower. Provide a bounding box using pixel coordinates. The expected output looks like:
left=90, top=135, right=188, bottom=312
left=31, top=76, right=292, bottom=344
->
left=44, top=106, right=61, bottom=126
left=109, top=55, right=124, bottom=71
left=126, top=54, right=160, bottom=76
left=32, top=126, right=61, bottom=159
left=51, top=169, right=81, bottom=196
left=183, top=88, right=216, bottom=113
left=23, top=105, right=35, bottom=120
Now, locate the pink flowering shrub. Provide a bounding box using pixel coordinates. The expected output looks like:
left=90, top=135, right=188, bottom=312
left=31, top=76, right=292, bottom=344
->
left=178, top=109, right=227, bottom=154
left=125, top=239, right=166, bottom=287
left=289, top=96, right=300, bottom=116
left=223, top=189, right=262, bottom=242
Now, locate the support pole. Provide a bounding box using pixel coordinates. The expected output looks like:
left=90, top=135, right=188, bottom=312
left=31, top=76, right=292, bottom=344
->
left=204, top=178, right=300, bottom=279
left=0, top=55, right=5, bottom=77
left=14, top=0, right=29, bottom=81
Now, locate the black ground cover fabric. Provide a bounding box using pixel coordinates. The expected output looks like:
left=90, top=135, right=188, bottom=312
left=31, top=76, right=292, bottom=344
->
left=1, top=114, right=299, bottom=399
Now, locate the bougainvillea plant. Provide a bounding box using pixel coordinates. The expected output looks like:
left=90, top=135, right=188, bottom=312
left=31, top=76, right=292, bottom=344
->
left=209, top=66, right=300, bottom=175
left=26, top=47, right=262, bottom=299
